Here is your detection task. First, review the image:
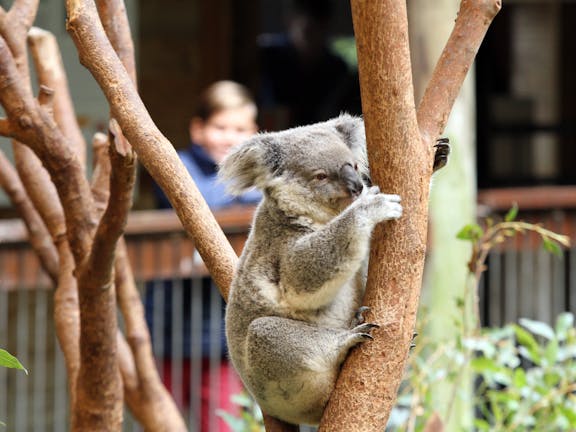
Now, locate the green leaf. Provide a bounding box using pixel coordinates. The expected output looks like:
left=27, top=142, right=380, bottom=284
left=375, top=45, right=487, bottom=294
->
left=471, top=357, right=500, bottom=374
left=216, top=410, right=248, bottom=432
left=474, top=418, right=491, bottom=431
left=544, top=338, right=559, bottom=365
left=456, top=223, right=484, bottom=241
left=542, top=237, right=563, bottom=257
left=0, top=349, right=27, bottom=374
left=513, top=325, right=541, bottom=364
left=555, top=312, right=574, bottom=341
left=558, top=404, right=576, bottom=427
left=513, top=368, right=527, bottom=387
left=505, top=203, right=519, bottom=222
left=520, top=318, right=555, bottom=340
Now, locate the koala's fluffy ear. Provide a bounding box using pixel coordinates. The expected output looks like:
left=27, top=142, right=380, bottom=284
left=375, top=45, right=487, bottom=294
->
left=330, top=114, right=370, bottom=182
left=330, top=113, right=365, bottom=154
left=218, top=135, right=282, bottom=195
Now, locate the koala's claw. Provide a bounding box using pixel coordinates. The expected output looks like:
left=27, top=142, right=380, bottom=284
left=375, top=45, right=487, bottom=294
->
left=350, top=306, right=371, bottom=327
left=433, top=138, right=450, bottom=172
left=410, top=331, right=418, bottom=350
left=352, top=322, right=379, bottom=335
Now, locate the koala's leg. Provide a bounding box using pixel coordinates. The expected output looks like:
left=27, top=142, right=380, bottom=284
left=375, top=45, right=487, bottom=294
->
left=243, top=316, right=376, bottom=425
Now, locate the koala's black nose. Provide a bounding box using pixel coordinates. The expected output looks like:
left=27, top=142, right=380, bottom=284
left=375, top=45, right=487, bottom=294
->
left=340, top=163, right=364, bottom=197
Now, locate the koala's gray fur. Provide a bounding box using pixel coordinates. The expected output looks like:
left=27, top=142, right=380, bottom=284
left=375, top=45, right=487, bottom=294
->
left=219, top=114, right=403, bottom=426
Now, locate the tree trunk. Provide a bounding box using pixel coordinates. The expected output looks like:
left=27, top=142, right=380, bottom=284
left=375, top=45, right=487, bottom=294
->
left=320, top=1, right=499, bottom=430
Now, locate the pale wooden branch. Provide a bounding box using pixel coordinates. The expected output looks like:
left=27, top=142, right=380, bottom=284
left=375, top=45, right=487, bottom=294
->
left=73, top=122, right=136, bottom=431
left=90, top=131, right=111, bottom=214
left=28, top=27, right=87, bottom=167
left=95, top=0, right=136, bottom=85
left=37, top=84, right=54, bottom=111
left=0, top=149, right=58, bottom=280
left=0, top=26, right=95, bottom=425
left=96, top=1, right=188, bottom=426
left=0, top=0, right=38, bottom=87
left=114, top=239, right=187, bottom=431
left=0, top=118, right=12, bottom=135
left=0, top=37, right=96, bottom=263
left=66, top=0, right=238, bottom=298
left=417, top=0, right=501, bottom=143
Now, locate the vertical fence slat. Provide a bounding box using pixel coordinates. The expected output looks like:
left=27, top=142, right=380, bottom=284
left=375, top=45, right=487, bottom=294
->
left=189, top=277, right=203, bottom=431
left=33, top=290, right=47, bottom=432
left=0, top=287, right=8, bottom=425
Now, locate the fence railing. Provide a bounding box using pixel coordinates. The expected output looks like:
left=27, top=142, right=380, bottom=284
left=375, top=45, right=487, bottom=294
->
left=0, top=206, right=256, bottom=432
left=1, top=187, right=576, bottom=431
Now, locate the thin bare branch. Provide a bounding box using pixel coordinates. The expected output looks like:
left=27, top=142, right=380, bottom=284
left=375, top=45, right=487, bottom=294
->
left=115, top=239, right=187, bottom=431
left=0, top=0, right=38, bottom=90
left=0, top=35, right=96, bottom=264
left=0, top=118, right=12, bottom=136
left=0, top=149, right=58, bottom=280
left=95, top=0, right=136, bottom=84
left=417, top=0, right=501, bottom=143
left=66, top=0, right=238, bottom=297
left=37, top=84, right=54, bottom=111
left=73, top=120, right=136, bottom=431
left=90, top=131, right=111, bottom=214
left=28, top=27, right=87, bottom=167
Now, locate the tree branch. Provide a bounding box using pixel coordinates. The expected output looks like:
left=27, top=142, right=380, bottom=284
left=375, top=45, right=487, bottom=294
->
left=65, top=0, right=238, bottom=297
left=417, top=0, right=501, bottom=143
left=0, top=149, right=58, bottom=280
left=73, top=121, right=136, bottom=431
left=28, top=27, right=87, bottom=167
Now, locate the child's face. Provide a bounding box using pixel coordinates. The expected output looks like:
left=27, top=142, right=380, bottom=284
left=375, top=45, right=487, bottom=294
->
left=190, top=106, right=257, bottom=164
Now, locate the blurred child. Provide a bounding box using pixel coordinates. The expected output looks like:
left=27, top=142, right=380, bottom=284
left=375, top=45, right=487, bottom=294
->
left=150, top=81, right=261, bottom=431
left=156, top=80, right=261, bottom=209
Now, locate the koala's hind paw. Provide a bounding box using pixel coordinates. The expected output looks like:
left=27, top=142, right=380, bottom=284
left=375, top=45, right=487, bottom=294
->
left=433, top=138, right=450, bottom=172
left=351, top=322, right=380, bottom=341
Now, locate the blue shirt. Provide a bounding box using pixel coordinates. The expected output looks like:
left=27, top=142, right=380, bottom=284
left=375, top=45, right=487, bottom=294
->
left=155, top=143, right=261, bottom=209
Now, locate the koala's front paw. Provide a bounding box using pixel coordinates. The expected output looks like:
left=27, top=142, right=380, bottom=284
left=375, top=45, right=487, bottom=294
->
left=354, top=186, right=402, bottom=225
left=433, top=138, right=450, bottom=172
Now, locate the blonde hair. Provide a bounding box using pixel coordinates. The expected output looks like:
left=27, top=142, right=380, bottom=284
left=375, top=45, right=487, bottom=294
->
left=195, top=80, right=257, bottom=121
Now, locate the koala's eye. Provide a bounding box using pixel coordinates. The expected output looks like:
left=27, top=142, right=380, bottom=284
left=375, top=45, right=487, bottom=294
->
left=314, top=172, right=328, bottom=181
left=354, top=163, right=359, bottom=171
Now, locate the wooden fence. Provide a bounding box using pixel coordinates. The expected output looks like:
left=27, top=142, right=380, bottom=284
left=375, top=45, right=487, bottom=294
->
left=1, top=187, right=575, bottom=430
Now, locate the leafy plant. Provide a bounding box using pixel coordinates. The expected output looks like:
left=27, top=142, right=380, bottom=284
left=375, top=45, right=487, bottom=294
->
left=389, top=206, right=573, bottom=431
left=469, top=313, right=576, bottom=431
left=0, top=348, right=27, bottom=374
left=217, top=392, right=264, bottom=432
left=456, top=204, right=570, bottom=330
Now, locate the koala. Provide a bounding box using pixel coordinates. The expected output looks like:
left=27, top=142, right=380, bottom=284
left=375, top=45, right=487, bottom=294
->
left=219, top=114, right=447, bottom=425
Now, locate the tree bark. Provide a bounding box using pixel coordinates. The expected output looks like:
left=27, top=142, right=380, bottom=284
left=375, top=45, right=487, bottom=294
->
left=66, top=0, right=238, bottom=297
left=320, top=1, right=500, bottom=430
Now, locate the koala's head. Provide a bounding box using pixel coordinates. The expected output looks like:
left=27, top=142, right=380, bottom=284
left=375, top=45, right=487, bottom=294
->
left=219, top=114, right=369, bottom=221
